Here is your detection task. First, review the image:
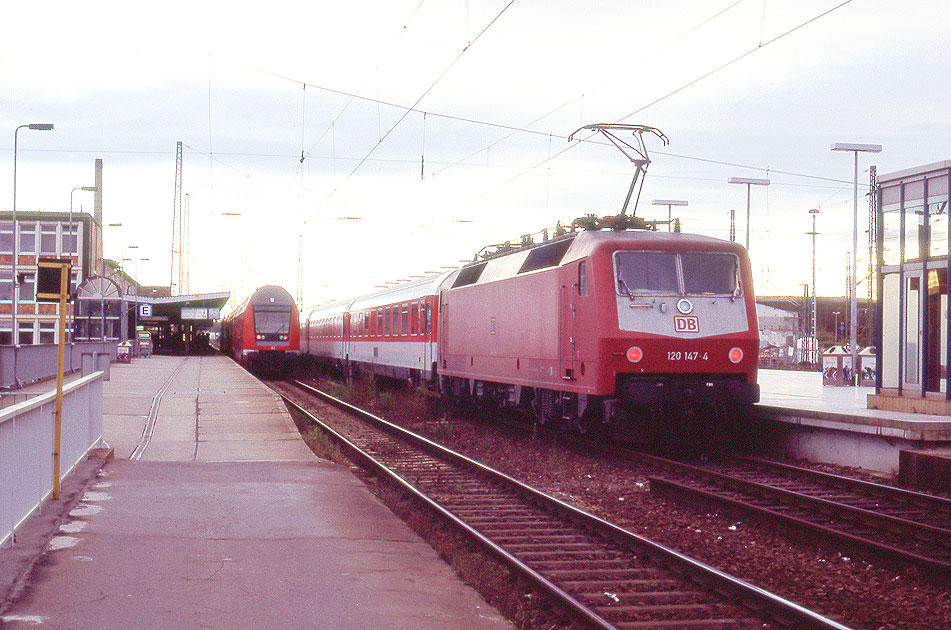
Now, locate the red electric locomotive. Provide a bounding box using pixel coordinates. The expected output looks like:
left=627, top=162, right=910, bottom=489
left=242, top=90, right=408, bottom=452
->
left=221, top=285, right=300, bottom=373
left=437, top=221, right=759, bottom=441
left=302, top=218, right=759, bottom=441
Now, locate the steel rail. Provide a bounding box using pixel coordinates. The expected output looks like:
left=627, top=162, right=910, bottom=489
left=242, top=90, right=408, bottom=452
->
left=734, top=455, right=951, bottom=513
left=643, top=456, right=951, bottom=578
left=284, top=380, right=851, bottom=630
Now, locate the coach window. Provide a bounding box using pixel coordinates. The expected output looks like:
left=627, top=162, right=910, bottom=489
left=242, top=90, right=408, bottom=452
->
left=578, top=260, right=589, bottom=296
left=364, top=312, right=370, bottom=336
left=401, top=303, right=409, bottom=336
left=410, top=303, right=418, bottom=336
left=426, top=303, right=432, bottom=335
left=377, top=308, right=383, bottom=335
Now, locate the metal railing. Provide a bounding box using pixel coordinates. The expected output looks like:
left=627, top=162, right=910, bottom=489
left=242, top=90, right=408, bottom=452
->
left=0, top=342, right=117, bottom=389
left=0, top=371, right=104, bottom=548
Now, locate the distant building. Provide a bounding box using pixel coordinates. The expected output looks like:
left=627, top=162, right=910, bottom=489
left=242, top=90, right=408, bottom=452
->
left=0, top=210, right=96, bottom=344
left=757, top=302, right=800, bottom=365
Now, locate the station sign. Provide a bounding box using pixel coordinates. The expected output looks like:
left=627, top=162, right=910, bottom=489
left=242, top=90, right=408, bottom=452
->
left=139, top=303, right=152, bottom=318
left=181, top=306, right=222, bottom=320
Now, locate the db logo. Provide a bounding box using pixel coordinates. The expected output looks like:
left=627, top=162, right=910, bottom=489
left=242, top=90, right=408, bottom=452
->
left=673, top=316, right=700, bottom=333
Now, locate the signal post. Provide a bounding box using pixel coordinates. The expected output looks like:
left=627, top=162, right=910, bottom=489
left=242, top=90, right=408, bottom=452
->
left=36, top=257, right=72, bottom=499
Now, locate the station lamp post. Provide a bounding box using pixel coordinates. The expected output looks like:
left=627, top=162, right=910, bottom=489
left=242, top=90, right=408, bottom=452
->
left=651, top=199, right=688, bottom=232
left=831, top=142, right=882, bottom=385
left=122, top=255, right=149, bottom=353
left=808, top=208, right=819, bottom=364
left=728, top=177, right=770, bottom=252
left=12, top=123, right=54, bottom=381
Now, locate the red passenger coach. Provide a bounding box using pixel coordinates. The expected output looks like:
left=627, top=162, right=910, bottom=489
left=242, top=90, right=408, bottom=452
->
left=221, top=285, right=300, bottom=373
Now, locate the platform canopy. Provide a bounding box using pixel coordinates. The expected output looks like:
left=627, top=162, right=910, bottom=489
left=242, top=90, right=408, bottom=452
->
left=134, top=291, right=230, bottom=326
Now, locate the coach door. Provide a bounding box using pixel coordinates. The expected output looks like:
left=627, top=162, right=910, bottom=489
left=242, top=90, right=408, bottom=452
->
left=559, top=276, right=577, bottom=381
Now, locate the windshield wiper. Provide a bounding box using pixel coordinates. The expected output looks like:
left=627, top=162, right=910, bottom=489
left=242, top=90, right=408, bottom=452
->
left=618, top=276, right=634, bottom=299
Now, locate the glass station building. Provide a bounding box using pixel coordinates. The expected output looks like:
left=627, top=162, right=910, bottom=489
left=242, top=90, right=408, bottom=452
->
left=874, top=160, right=951, bottom=413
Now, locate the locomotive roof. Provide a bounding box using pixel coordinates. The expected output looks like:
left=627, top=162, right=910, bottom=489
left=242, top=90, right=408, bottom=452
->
left=446, top=229, right=744, bottom=288
left=304, top=229, right=745, bottom=319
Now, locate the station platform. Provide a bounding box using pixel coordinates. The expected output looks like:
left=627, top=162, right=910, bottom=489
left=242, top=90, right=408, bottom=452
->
left=0, top=355, right=512, bottom=629
left=757, top=369, right=951, bottom=481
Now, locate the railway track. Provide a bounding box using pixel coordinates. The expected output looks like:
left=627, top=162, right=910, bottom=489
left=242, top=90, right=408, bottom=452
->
left=281, top=380, right=849, bottom=630
left=643, top=453, right=951, bottom=578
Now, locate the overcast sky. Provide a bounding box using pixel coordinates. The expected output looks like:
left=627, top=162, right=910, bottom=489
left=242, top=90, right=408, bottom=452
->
left=2, top=0, right=949, bottom=308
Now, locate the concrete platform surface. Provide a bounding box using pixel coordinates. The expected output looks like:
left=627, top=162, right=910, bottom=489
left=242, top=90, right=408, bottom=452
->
left=1, top=355, right=512, bottom=629
left=758, top=369, right=951, bottom=442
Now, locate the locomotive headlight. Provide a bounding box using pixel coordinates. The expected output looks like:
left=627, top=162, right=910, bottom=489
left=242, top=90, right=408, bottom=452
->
left=626, top=346, right=643, bottom=363
left=728, top=347, right=744, bottom=364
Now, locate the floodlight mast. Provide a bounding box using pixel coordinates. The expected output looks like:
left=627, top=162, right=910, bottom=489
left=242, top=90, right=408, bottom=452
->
left=569, top=123, right=669, bottom=216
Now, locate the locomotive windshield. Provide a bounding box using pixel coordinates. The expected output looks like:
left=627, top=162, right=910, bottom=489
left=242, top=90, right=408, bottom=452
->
left=615, top=251, right=739, bottom=296
left=615, top=252, right=679, bottom=294
left=681, top=253, right=738, bottom=295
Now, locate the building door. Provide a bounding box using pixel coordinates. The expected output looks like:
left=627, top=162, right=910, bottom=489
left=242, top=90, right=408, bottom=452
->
left=904, top=275, right=921, bottom=387
left=926, top=268, right=947, bottom=393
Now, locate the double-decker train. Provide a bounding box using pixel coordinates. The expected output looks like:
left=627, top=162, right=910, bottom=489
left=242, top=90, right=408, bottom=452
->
left=301, top=217, right=759, bottom=442
left=220, top=285, right=300, bottom=373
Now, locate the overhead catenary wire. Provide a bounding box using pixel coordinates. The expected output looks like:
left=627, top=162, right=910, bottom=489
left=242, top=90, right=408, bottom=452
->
left=469, top=0, right=857, bottom=205
left=316, top=0, right=519, bottom=211
left=295, top=0, right=429, bottom=175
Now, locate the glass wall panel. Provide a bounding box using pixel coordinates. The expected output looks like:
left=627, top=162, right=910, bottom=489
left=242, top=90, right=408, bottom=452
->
left=39, top=224, right=56, bottom=255
left=882, top=202, right=901, bottom=265
left=904, top=203, right=923, bottom=262
left=0, top=223, right=12, bottom=254
left=905, top=275, right=921, bottom=385
left=881, top=273, right=900, bottom=388
left=17, top=323, right=34, bottom=345
left=20, top=273, right=35, bottom=302
left=19, top=224, right=36, bottom=254
left=0, top=271, right=12, bottom=301
left=928, top=196, right=949, bottom=258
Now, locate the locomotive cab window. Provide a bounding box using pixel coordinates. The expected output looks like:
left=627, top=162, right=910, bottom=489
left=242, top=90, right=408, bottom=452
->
left=254, top=307, right=291, bottom=340
left=614, top=251, right=741, bottom=297
left=615, top=252, right=679, bottom=295
left=681, top=253, right=739, bottom=295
